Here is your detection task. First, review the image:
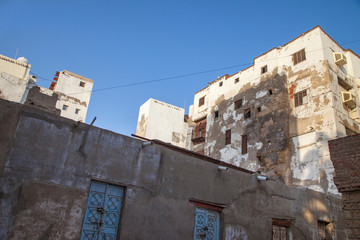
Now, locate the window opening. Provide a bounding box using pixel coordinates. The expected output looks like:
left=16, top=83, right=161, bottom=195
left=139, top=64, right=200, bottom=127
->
left=242, top=135, right=247, bottom=154
left=269, top=89, right=273, bottom=95
left=234, top=78, right=239, bottom=84
left=318, top=221, right=332, bottom=240
left=235, top=99, right=243, bottom=110
left=225, top=129, right=231, bottom=145
left=192, top=118, right=207, bottom=143
left=261, top=65, right=268, bottom=74
left=293, top=49, right=306, bottom=65
left=219, top=81, right=223, bottom=87
left=294, top=90, right=307, bottom=107
left=75, top=108, right=80, bottom=114
left=79, top=81, right=86, bottom=87
left=199, top=96, right=205, bottom=107
left=257, top=107, right=262, bottom=112
left=244, top=108, right=251, bottom=119
left=214, top=111, right=219, bottom=118
left=62, top=105, right=68, bottom=111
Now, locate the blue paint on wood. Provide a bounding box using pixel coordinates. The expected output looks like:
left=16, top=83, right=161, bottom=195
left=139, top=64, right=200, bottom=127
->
left=194, top=207, right=220, bottom=240
left=80, top=181, right=124, bottom=240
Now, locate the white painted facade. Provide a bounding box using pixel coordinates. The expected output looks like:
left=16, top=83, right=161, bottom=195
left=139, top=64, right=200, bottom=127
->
left=187, top=26, right=360, bottom=195
left=53, top=70, right=93, bottom=122
left=136, top=98, right=188, bottom=147
left=0, top=54, right=94, bottom=122
left=0, top=54, right=35, bottom=103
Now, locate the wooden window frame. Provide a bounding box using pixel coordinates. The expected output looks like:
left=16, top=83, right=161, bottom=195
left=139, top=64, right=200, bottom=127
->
left=294, top=90, right=307, bottom=107
left=261, top=65, right=268, bottom=74
left=242, top=135, right=247, bottom=154
left=293, top=49, right=306, bottom=65
left=234, top=99, right=243, bottom=110
left=199, top=96, right=205, bottom=107
left=225, top=129, right=231, bottom=145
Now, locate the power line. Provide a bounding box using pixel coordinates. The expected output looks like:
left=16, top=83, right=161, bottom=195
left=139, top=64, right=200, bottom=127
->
left=29, top=39, right=360, bottom=96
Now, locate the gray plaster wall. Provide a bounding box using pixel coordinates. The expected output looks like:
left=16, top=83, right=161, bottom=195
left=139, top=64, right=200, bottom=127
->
left=0, top=100, right=347, bottom=239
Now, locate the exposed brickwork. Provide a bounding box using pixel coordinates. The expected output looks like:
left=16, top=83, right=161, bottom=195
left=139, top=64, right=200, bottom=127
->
left=329, top=133, right=360, bottom=239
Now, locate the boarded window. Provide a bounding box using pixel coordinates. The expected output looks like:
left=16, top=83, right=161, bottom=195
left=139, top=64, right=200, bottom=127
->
left=294, top=90, right=307, bottom=107
left=242, top=135, right=247, bottom=154
left=199, top=96, right=205, bottom=107
left=234, top=78, right=239, bottom=84
left=244, top=108, right=251, bottom=119
left=293, top=49, right=306, bottom=65
left=225, top=129, right=231, bottom=145
left=235, top=99, right=243, bottom=110
left=261, top=65, right=268, bottom=74
left=79, top=81, right=86, bottom=87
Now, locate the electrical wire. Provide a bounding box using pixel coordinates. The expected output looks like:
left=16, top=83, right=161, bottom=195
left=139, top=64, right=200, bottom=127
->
left=29, top=39, right=360, bottom=96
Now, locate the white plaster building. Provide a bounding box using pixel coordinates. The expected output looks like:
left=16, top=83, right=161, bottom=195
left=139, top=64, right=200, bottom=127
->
left=187, top=26, right=360, bottom=195
left=136, top=98, right=188, bottom=147
left=0, top=54, right=36, bottom=103
left=0, top=54, right=93, bottom=122
left=51, top=70, right=93, bottom=122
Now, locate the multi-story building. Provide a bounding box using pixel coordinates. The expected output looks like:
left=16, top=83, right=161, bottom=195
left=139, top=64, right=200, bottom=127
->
left=186, top=26, right=360, bottom=195
left=0, top=53, right=93, bottom=122
left=136, top=26, right=360, bottom=195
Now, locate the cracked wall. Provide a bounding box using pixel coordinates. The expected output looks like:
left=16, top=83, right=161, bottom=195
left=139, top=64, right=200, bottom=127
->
left=0, top=99, right=347, bottom=239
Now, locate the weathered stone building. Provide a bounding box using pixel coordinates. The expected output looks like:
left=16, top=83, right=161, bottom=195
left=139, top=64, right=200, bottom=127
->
left=329, top=133, right=360, bottom=239
left=136, top=26, right=360, bottom=196
left=0, top=99, right=348, bottom=239
left=0, top=53, right=94, bottom=122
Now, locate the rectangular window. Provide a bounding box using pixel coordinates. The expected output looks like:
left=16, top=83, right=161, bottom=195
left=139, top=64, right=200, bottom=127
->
left=199, top=96, right=205, bottom=107
left=62, top=105, right=68, bottom=111
left=219, top=81, right=223, bottom=87
left=242, top=135, right=247, bottom=154
left=244, top=108, right=251, bottom=119
left=214, top=111, right=219, bottom=118
left=75, top=108, right=80, bottom=114
left=235, top=99, right=243, bottom=110
left=225, top=129, right=231, bottom=145
left=293, top=49, right=306, bottom=65
left=294, top=90, right=307, bottom=107
left=318, top=221, right=331, bottom=240
left=192, top=118, right=207, bottom=143
left=272, top=219, right=291, bottom=240
left=261, top=65, right=268, bottom=74
left=234, top=78, right=239, bottom=84
left=79, top=81, right=86, bottom=87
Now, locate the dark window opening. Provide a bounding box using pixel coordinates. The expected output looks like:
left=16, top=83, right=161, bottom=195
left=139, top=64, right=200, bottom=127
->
left=75, top=108, right=80, bottom=114
left=261, top=65, right=268, bottom=74
left=244, top=108, right=251, bottom=119
left=242, top=135, right=247, bottom=154
left=294, top=90, right=307, bottom=107
left=235, top=99, right=243, bottom=110
left=338, top=76, right=352, bottom=91
left=62, top=105, right=68, bottom=111
left=199, top=96, right=205, bottom=107
left=269, top=89, right=273, bottom=95
left=257, top=107, right=262, bottom=112
left=293, top=49, right=306, bottom=65
left=219, top=81, right=223, bottom=87
left=225, top=129, right=231, bottom=145
left=234, top=78, right=239, bottom=84
left=79, top=81, right=86, bottom=87
left=214, top=111, right=219, bottom=118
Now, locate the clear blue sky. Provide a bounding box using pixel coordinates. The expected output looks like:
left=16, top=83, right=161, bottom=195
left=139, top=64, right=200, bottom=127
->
left=1, top=0, right=360, bottom=136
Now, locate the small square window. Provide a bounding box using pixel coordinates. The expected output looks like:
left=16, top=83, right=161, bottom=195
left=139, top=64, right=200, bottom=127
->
left=293, top=49, right=306, bottom=65
left=79, top=81, right=86, bottom=87
left=225, top=129, right=231, bottom=145
left=62, top=105, right=68, bottom=111
left=219, top=81, right=223, bottom=87
left=199, top=96, right=205, bottom=107
left=261, top=65, right=268, bottom=74
left=234, top=99, right=243, bottom=110
left=234, top=78, right=239, bottom=84
left=294, top=90, right=307, bottom=107
left=244, top=108, right=251, bottom=119
left=214, top=111, right=219, bottom=118
left=257, top=106, right=262, bottom=112
left=75, top=108, right=80, bottom=114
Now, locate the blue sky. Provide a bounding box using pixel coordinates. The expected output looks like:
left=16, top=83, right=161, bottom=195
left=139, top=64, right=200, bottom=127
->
left=1, top=0, right=360, bottom=136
